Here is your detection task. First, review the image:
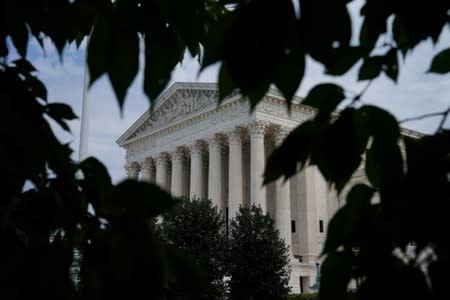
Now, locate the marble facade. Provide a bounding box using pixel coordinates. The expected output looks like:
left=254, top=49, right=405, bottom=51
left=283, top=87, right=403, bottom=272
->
left=117, top=82, right=345, bottom=293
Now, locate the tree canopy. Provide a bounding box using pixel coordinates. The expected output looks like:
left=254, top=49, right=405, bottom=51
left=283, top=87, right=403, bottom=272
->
left=228, top=205, right=291, bottom=300
left=1, top=0, right=449, bottom=299
left=157, top=198, right=228, bottom=300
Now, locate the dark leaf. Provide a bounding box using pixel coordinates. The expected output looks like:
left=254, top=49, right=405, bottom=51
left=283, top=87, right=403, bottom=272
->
left=302, top=83, right=346, bottom=122
left=357, top=105, right=400, bottom=143
left=87, top=14, right=111, bottom=86
left=201, top=12, right=236, bottom=69
left=106, top=2, right=139, bottom=110
left=319, top=251, right=353, bottom=300
left=218, top=62, right=237, bottom=103
left=10, top=21, right=29, bottom=58
left=26, top=75, right=47, bottom=101
left=264, top=121, right=320, bottom=184
left=323, top=184, right=374, bottom=254
left=45, top=103, right=78, bottom=120
left=105, top=180, right=177, bottom=219
left=144, top=26, right=184, bottom=102
left=358, top=55, right=383, bottom=81
left=428, top=48, right=450, bottom=74
left=13, top=59, right=36, bottom=73
left=167, top=0, right=206, bottom=56
left=224, top=0, right=296, bottom=108
left=383, top=48, right=399, bottom=83
left=302, top=0, right=352, bottom=64
left=324, top=46, right=364, bottom=76
left=313, top=109, right=366, bottom=191
left=273, top=34, right=305, bottom=106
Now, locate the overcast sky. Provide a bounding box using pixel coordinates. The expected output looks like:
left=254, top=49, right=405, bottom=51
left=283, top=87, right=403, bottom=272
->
left=13, top=1, right=450, bottom=183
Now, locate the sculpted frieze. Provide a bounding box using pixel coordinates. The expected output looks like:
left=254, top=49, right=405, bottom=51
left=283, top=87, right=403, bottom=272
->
left=127, top=89, right=241, bottom=141
left=257, top=96, right=313, bottom=122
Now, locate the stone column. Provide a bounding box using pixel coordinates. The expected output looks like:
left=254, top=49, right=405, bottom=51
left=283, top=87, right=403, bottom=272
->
left=156, top=152, right=169, bottom=190
left=125, top=162, right=140, bottom=179
left=189, top=140, right=205, bottom=199
left=249, top=121, right=267, bottom=212
left=171, top=147, right=185, bottom=198
left=274, top=128, right=292, bottom=255
left=140, top=158, right=155, bottom=183
left=207, top=134, right=223, bottom=210
left=228, top=128, right=243, bottom=219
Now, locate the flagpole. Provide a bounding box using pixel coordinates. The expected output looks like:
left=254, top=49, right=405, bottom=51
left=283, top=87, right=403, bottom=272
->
left=78, top=35, right=91, bottom=162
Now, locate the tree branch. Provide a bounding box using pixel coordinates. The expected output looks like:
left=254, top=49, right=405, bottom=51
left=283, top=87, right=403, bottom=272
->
left=399, top=107, right=450, bottom=125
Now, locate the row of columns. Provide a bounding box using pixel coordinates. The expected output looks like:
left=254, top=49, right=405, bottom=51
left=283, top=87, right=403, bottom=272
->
left=124, top=122, right=292, bottom=253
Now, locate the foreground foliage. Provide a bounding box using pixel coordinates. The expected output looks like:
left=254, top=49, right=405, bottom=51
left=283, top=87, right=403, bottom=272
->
left=1, top=0, right=449, bottom=299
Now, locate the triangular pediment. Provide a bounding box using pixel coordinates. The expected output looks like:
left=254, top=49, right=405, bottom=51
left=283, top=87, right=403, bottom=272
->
left=116, top=82, right=240, bottom=145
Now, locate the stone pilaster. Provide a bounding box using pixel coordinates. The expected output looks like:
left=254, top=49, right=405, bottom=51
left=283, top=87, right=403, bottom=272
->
left=249, top=121, right=268, bottom=212
left=227, top=128, right=243, bottom=219
left=125, top=162, right=140, bottom=179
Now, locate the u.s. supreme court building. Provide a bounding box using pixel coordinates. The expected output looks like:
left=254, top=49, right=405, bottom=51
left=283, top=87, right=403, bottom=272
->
left=117, top=82, right=417, bottom=293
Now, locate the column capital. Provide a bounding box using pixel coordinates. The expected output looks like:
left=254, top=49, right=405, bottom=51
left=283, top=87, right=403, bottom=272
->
left=140, top=157, right=155, bottom=169
left=248, top=120, right=268, bottom=138
left=125, top=161, right=140, bottom=177
left=274, top=126, right=290, bottom=146
left=156, top=152, right=170, bottom=166
left=188, top=140, right=206, bottom=156
left=226, top=127, right=243, bottom=145
left=170, top=147, right=186, bottom=162
left=206, top=133, right=225, bottom=150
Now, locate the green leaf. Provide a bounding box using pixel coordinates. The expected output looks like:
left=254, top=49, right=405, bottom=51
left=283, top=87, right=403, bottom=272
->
left=13, top=58, right=36, bottom=73
left=105, top=180, right=178, bottom=219
left=319, top=251, right=353, bottom=300
left=302, top=1, right=352, bottom=64
left=273, top=34, right=305, bottom=105
left=87, top=14, right=111, bottom=86
left=383, top=48, right=399, bottom=83
left=366, top=141, right=403, bottom=190
left=324, top=46, right=364, bottom=76
left=393, top=16, right=410, bottom=56
left=427, top=48, right=450, bottom=74
left=323, top=184, right=374, bottom=254
left=105, top=0, right=140, bottom=108
left=143, top=26, right=184, bottom=102
left=201, top=12, right=236, bottom=70
left=313, top=109, right=366, bottom=191
left=45, top=103, right=78, bottom=132
left=223, top=0, right=296, bottom=108
left=218, top=61, right=237, bottom=103
left=302, top=83, right=346, bottom=122
left=9, top=21, right=29, bottom=58
left=357, top=105, right=400, bottom=143
left=167, top=0, right=206, bottom=57
left=45, top=103, right=78, bottom=120
left=358, top=55, right=383, bottom=81
left=264, top=120, right=320, bottom=184
left=26, top=75, right=47, bottom=101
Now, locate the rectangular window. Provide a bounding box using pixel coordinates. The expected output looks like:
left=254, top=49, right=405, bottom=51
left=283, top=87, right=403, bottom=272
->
left=319, top=220, right=324, bottom=233
left=291, top=220, right=296, bottom=233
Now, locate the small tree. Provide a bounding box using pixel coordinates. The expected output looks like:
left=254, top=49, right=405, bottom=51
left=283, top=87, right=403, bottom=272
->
left=228, top=205, right=290, bottom=300
left=158, top=198, right=227, bottom=300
